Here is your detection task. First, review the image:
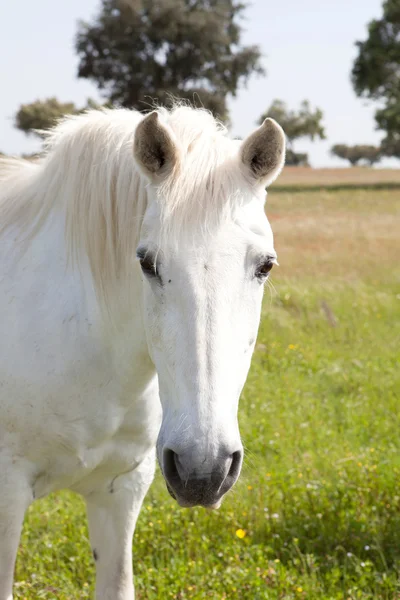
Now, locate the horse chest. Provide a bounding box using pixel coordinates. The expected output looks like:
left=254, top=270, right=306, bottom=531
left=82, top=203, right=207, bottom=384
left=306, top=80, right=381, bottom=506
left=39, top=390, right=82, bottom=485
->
left=32, top=394, right=161, bottom=498
left=1, top=224, right=161, bottom=499
left=4, top=334, right=160, bottom=498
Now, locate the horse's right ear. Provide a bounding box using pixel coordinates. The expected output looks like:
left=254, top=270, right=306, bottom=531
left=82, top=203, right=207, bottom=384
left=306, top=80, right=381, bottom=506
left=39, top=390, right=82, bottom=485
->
left=134, top=111, right=179, bottom=179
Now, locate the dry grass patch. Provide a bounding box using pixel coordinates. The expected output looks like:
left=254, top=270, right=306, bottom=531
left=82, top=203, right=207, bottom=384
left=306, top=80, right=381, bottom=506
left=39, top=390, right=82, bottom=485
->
left=266, top=189, right=400, bottom=281
left=275, top=166, right=400, bottom=188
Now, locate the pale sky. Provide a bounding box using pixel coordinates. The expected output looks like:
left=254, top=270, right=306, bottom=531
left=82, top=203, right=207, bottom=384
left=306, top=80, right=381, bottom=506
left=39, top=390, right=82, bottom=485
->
left=0, top=0, right=395, bottom=167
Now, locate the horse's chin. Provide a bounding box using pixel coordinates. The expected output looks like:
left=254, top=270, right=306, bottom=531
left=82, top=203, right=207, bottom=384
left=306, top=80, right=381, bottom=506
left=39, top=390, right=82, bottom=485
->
left=176, top=497, right=223, bottom=510
left=205, top=499, right=222, bottom=510
left=166, top=482, right=223, bottom=510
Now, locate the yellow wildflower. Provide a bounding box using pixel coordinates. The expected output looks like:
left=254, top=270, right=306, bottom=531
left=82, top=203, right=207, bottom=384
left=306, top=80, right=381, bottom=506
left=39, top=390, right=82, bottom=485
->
left=236, top=529, right=246, bottom=539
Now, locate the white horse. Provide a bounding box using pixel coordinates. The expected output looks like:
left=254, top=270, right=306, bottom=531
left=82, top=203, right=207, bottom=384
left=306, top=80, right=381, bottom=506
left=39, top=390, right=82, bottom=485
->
left=0, top=104, right=285, bottom=599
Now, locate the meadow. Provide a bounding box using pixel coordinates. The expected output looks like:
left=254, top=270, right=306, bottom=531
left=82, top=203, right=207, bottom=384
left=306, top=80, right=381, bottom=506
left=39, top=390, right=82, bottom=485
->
left=276, top=166, right=400, bottom=188
left=14, top=172, right=400, bottom=599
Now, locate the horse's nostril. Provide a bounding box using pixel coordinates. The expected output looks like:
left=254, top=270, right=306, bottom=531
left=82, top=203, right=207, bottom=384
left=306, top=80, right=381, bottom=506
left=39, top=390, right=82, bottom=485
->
left=214, top=449, right=243, bottom=496
left=163, top=448, right=183, bottom=482
left=163, top=448, right=176, bottom=473
left=162, top=446, right=244, bottom=507
left=228, top=450, right=243, bottom=481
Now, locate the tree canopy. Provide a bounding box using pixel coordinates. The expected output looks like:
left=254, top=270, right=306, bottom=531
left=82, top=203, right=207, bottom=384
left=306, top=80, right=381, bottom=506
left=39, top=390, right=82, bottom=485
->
left=285, top=149, right=309, bottom=167
left=258, top=99, right=325, bottom=150
left=352, top=0, right=400, bottom=157
left=75, top=0, right=264, bottom=120
left=331, top=144, right=382, bottom=166
left=15, top=97, right=101, bottom=138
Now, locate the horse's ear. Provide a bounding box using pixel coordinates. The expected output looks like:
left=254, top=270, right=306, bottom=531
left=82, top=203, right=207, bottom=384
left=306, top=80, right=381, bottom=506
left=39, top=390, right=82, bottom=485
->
left=240, top=118, right=286, bottom=186
left=134, top=111, right=178, bottom=178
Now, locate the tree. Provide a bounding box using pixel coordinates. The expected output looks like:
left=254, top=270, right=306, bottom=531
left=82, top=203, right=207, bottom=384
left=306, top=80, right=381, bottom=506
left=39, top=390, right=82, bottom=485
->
left=331, top=144, right=351, bottom=164
left=258, top=100, right=325, bottom=163
left=352, top=0, right=400, bottom=158
left=331, top=144, right=382, bottom=166
left=285, top=149, right=309, bottom=166
left=75, top=0, right=264, bottom=120
left=381, top=134, right=400, bottom=158
left=358, top=144, right=382, bottom=165
left=15, top=97, right=101, bottom=138
left=376, top=101, right=400, bottom=158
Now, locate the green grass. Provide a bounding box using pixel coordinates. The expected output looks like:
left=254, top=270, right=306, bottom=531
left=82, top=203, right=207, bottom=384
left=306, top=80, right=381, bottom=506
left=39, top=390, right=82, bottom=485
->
left=14, top=188, right=400, bottom=599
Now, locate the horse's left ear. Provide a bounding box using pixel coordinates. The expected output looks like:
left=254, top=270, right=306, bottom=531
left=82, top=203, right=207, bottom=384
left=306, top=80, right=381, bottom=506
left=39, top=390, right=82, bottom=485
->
left=134, top=111, right=179, bottom=178
left=240, top=118, right=286, bottom=187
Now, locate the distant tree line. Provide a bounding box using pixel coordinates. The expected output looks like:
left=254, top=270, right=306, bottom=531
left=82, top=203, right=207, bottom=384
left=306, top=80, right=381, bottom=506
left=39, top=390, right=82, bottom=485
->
left=331, top=144, right=382, bottom=166
left=15, top=98, right=104, bottom=137
left=10, top=0, right=400, bottom=168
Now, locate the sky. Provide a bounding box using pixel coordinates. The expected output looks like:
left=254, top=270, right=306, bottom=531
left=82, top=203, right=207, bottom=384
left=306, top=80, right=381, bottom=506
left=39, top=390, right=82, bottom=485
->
left=0, top=0, right=395, bottom=167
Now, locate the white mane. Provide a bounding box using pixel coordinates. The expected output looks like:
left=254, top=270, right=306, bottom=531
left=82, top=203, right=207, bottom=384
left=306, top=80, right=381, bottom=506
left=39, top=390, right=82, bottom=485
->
left=0, top=105, right=251, bottom=301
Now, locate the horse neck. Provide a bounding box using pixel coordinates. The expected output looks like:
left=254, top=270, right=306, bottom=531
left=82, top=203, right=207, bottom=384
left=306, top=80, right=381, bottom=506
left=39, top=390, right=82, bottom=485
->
left=1, top=122, right=153, bottom=365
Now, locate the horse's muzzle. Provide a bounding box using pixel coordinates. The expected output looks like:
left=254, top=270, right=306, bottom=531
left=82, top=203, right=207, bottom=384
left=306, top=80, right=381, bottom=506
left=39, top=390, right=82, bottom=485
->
left=162, top=447, right=243, bottom=508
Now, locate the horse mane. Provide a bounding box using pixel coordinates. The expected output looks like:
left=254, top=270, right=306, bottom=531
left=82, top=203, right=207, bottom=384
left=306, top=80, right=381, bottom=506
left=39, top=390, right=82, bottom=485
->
left=0, top=104, right=251, bottom=304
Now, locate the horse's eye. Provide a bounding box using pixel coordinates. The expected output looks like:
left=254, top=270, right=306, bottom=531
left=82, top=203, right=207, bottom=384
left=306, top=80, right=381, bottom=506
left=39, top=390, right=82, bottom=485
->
left=140, top=256, right=158, bottom=277
left=255, top=259, right=274, bottom=281
left=136, top=249, right=159, bottom=279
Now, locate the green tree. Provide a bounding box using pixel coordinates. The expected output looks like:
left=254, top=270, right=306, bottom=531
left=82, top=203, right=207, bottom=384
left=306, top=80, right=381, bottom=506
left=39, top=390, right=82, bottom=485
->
left=331, top=144, right=381, bottom=166
left=75, top=0, right=264, bottom=120
left=258, top=99, right=325, bottom=161
left=15, top=98, right=101, bottom=138
left=285, top=149, right=309, bottom=166
left=376, top=102, right=400, bottom=158
left=352, top=0, right=400, bottom=158
left=358, top=144, right=382, bottom=165
left=381, top=134, right=400, bottom=158
left=331, top=144, right=351, bottom=164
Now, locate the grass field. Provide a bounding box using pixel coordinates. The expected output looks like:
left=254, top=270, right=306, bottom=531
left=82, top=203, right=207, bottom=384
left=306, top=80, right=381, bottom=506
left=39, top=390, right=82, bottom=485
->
left=14, top=177, right=400, bottom=599
left=275, top=166, right=400, bottom=188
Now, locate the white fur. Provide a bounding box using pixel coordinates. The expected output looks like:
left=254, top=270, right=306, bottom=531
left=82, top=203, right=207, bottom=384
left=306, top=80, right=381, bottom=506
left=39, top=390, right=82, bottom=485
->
left=0, top=105, right=284, bottom=599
